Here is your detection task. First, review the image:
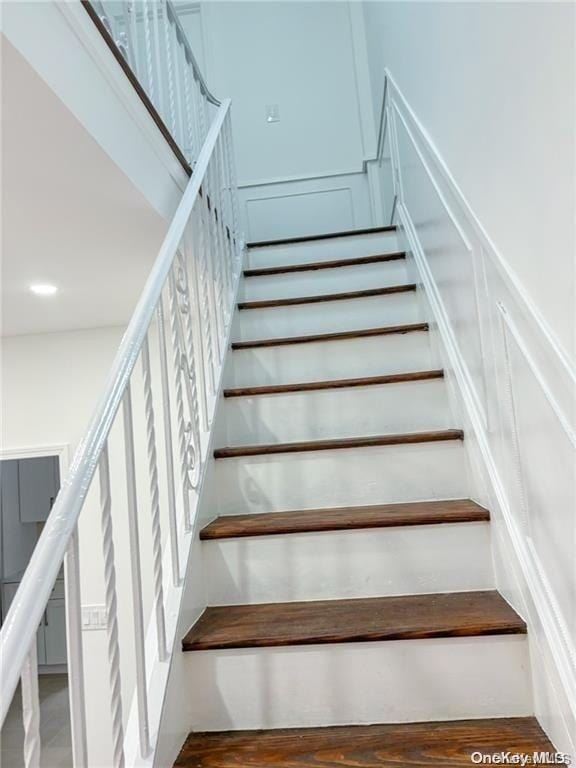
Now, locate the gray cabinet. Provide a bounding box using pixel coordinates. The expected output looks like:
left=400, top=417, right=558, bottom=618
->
left=44, top=599, right=67, bottom=665
left=2, top=581, right=67, bottom=666
left=18, top=457, right=60, bottom=523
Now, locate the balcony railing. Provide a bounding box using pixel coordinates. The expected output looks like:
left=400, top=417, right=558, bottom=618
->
left=84, top=0, right=221, bottom=172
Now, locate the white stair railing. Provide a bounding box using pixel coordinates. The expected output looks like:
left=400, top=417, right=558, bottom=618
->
left=86, top=0, right=220, bottom=167
left=0, top=98, right=242, bottom=767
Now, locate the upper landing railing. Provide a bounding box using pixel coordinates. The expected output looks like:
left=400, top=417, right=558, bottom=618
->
left=0, top=6, right=242, bottom=767
left=83, top=0, right=220, bottom=172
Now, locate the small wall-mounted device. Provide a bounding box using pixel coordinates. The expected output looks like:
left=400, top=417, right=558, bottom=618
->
left=265, top=104, right=280, bottom=123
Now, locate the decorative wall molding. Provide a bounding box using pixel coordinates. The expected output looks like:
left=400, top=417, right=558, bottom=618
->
left=388, top=68, right=576, bottom=757
left=238, top=166, right=366, bottom=190
left=386, top=69, right=575, bottom=395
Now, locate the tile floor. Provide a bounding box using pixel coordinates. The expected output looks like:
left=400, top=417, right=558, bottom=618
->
left=1, top=674, right=72, bottom=767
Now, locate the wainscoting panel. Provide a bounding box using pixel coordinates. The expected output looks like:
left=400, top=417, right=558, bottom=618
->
left=385, top=69, right=576, bottom=758
left=238, top=170, right=373, bottom=242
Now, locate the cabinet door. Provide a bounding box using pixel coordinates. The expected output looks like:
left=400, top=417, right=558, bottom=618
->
left=18, top=457, right=60, bottom=523
left=44, top=599, right=67, bottom=666
left=3, top=582, right=46, bottom=663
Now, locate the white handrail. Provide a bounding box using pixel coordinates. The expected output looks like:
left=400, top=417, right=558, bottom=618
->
left=0, top=99, right=232, bottom=727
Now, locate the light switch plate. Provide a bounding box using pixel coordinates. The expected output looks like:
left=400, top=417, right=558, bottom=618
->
left=81, top=605, right=108, bottom=630
left=265, top=104, right=280, bottom=123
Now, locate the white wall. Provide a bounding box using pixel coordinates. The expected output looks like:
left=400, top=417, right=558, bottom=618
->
left=198, top=1, right=374, bottom=240
left=1, top=1, right=188, bottom=221
left=382, top=66, right=576, bottom=758
left=362, top=1, right=575, bottom=362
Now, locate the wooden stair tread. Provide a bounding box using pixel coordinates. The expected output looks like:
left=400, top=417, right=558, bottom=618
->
left=223, top=370, right=444, bottom=398
left=214, top=429, right=463, bottom=459
left=182, top=591, right=526, bottom=651
left=247, top=225, right=396, bottom=248
left=231, top=322, right=429, bottom=350
left=174, top=717, right=553, bottom=766
left=244, top=251, right=406, bottom=277
left=200, top=500, right=490, bottom=540
left=238, top=284, right=416, bottom=310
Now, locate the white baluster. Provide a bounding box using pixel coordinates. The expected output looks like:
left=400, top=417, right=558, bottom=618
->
left=182, top=214, right=211, bottom=432
left=156, top=299, right=183, bottom=587
left=122, top=385, right=150, bottom=759
left=197, top=187, right=222, bottom=377
left=226, top=112, right=242, bottom=265
left=182, top=58, right=197, bottom=164
left=141, top=0, right=156, bottom=108
left=98, top=445, right=125, bottom=768
left=204, top=165, right=226, bottom=356
left=174, top=247, right=203, bottom=452
left=64, top=530, right=88, bottom=767
left=150, top=0, right=167, bottom=120
left=21, top=643, right=40, bottom=768
left=141, top=336, right=168, bottom=662
left=170, top=21, right=186, bottom=154
left=162, top=0, right=177, bottom=136
left=128, top=0, right=143, bottom=86
left=220, top=121, right=237, bottom=286
left=167, top=268, right=193, bottom=531
left=214, top=135, right=233, bottom=315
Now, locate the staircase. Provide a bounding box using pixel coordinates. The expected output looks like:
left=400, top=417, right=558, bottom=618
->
left=174, top=225, right=553, bottom=764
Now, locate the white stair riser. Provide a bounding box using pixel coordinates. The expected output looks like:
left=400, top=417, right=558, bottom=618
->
left=215, top=441, right=468, bottom=515
left=186, top=635, right=532, bottom=731
left=237, top=293, right=419, bottom=341
left=223, top=380, right=451, bottom=444
left=248, top=231, right=401, bottom=269
left=227, top=331, right=433, bottom=387
left=205, top=522, right=493, bottom=605
left=240, top=260, right=409, bottom=301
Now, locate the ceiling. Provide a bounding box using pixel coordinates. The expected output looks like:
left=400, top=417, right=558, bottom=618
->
left=1, top=39, right=169, bottom=336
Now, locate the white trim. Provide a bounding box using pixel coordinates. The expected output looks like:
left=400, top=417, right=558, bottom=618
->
left=238, top=166, right=365, bottom=190
left=346, top=1, right=378, bottom=159
left=385, top=68, right=576, bottom=388
left=399, top=199, right=576, bottom=738
left=0, top=444, right=70, bottom=473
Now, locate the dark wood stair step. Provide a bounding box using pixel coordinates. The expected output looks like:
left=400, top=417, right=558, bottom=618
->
left=200, top=499, right=489, bottom=540
left=231, top=322, right=429, bottom=350
left=243, top=251, right=406, bottom=277
left=238, top=284, right=416, bottom=310
left=214, top=429, right=463, bottom=459
left=223, top=369, right=444, bottom=398
left=182, top=591, right=526, bottom=651
left=247, top=225, right=396, bottom=248
left=175, top=717, right=553, bottom=766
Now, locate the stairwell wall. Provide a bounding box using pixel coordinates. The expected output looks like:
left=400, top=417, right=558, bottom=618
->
left=195, top=1, right=376, bottom=241
left=361, top=2, right=576, bottom=755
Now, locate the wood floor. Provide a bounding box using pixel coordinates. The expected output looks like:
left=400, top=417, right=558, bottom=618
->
left=182, top=591, right=525, bottom=651
left=174, top=717, right=554, bottom=767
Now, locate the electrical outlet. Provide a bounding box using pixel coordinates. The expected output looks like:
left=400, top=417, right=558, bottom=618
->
left=81, top=605, right=108, bottom=630
left=265, top=104, right=280, bottom=123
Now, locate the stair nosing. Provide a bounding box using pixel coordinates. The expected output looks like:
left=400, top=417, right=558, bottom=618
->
left=238, top=284, right=416, bottom=310
left=214, top=429, right=464, bottom=459
left=200, top=499, right=490, bottom=540
left=182, top=591, right=527, bottom=652
left=247, top=225, right=397, bottom=248
left=243, top=251, right=406, bottom=277
left=231, top=322, right=429, bottom=350
left=223, top=370, right=444, bottom=398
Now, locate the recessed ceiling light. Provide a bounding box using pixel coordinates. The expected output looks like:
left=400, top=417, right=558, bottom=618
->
left=30, top=283, right=58, bottom=296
